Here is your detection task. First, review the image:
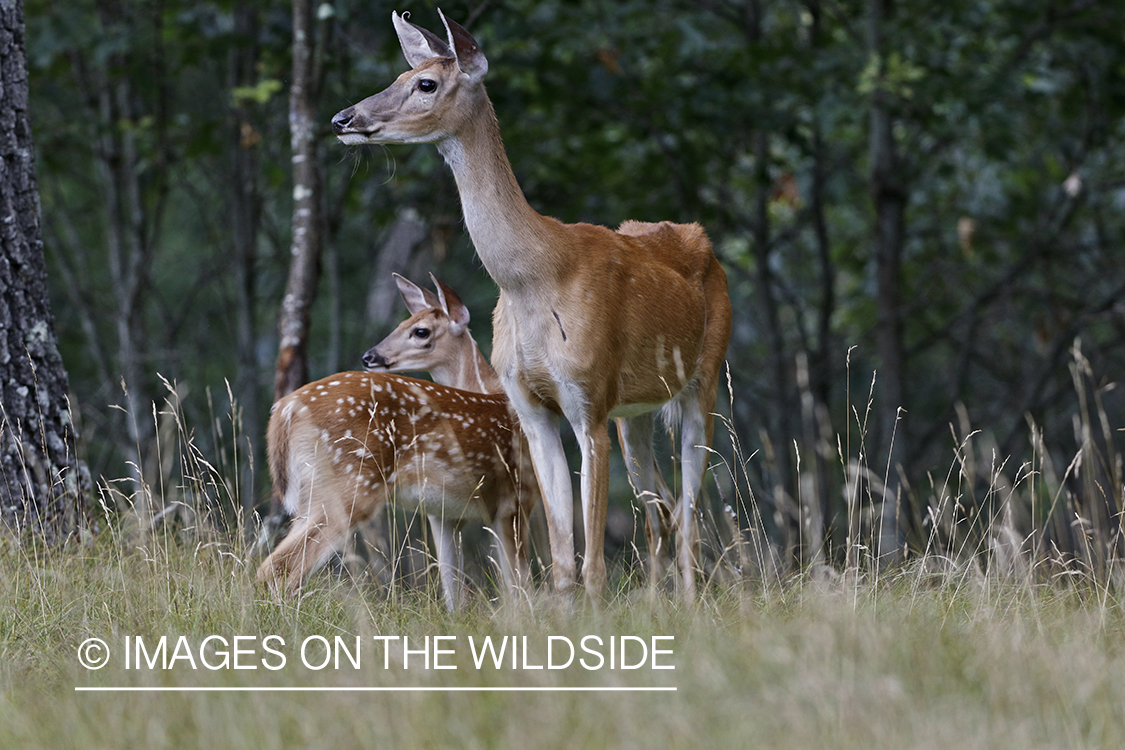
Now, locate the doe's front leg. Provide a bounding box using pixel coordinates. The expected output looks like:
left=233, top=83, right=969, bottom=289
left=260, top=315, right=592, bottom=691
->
left=575, top=421, right=611, bottom=601
left=428, top=515, right=467, bottom=611
left=511, top=402, right=576, bottom=596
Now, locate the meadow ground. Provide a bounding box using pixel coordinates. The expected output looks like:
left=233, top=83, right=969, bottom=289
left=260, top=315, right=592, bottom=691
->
left=2, top=370, right=1122, bottom=747
left=1, top=532, right=1122, bottom=750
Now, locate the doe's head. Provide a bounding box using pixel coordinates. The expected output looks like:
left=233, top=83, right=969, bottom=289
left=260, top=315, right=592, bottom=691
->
left=331, top=10, right=488, bottom=146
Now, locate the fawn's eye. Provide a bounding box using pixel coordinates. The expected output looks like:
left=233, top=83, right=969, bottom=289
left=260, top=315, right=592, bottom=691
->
left=413, top=327, right=431, bottom=340
left=418, top=79, right=437, bottom=93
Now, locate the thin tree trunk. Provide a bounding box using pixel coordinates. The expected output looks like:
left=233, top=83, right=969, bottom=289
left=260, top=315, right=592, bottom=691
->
left=868, top=0, right=908, bottom=564
left=85, top=0, right=170, bottom=523
left=96, top=71, right=150, bottom=499
left=229, top=5, right=262, bottom=538
left=743, top=0, right=798, bottom=564
left=273, top=0, right=322, bottom=404
left=802, top=0, right=837, bottom=563
left=808, top=124, right=836, bottom=560
left=0, top=0, right=87, bottom=540
left=365, top=207, right=429, bottom=335
left=269, top=0, right=323, bottom=520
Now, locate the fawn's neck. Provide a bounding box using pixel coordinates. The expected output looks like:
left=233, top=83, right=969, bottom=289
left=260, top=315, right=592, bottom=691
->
left=430, top=335, right=504, bottom=395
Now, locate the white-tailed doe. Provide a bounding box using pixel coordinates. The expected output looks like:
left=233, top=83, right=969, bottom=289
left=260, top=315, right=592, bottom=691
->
left=332, top=11, right=732, bottom=601
left=257, top=274, right=536, bottom=609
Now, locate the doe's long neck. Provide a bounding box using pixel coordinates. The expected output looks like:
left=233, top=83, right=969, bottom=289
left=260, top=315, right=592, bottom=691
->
left=435, top=94, right=558, bottom=289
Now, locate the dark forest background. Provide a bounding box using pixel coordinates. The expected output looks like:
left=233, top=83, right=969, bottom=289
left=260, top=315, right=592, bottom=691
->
left=24, top=0, right=1125, bottom=577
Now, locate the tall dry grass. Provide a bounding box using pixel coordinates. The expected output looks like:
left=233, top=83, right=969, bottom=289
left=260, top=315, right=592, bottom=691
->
left=0, top=355, right=1122, bottom=747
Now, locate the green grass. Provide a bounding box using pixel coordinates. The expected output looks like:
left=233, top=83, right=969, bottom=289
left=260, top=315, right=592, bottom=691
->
left=1, top=532, right=1122, bottom=749
left=2, top=368, right=1123, bottom=748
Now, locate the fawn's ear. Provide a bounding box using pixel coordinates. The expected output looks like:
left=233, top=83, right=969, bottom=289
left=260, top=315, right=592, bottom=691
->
left=392, top=10, right=452, bottom=68
left=430, top=273, right=470, bottom=333
left=394, top=273, right=441, bottom=314
left=438, top=10, right=488, bottom=84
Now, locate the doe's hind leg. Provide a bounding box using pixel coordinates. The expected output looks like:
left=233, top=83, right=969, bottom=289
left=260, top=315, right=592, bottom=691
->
left=616, top=413, right=675, bottom=587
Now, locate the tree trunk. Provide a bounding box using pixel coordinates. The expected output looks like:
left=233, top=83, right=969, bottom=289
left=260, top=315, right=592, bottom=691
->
left=268, top=0, right=323, bottom=522
left=229, top=5, right=263, bottom=538
left=273, top=0, right=322, bottom=404
left=0, top=0, right=87, bottom=540
left=750, top=125, right=800, bottom=562
left=87, top=0, right=169, bottom=515
left=868, top=0, right=908, bottom=564
left=365, top=207, right=429, bottom=336
left=803, top=0, right=837, bottom=560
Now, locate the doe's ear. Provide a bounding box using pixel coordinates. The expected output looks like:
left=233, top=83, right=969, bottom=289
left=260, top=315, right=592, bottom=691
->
left=392, top=11, right=452, bottom=68
left=430, top=273, right=471, bottom=332
left=394, top=273, right=441, bottom=314
left=438, top=9, right=488, bottom=83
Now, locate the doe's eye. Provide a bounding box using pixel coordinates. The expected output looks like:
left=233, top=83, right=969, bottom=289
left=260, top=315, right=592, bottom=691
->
left=418, top=79, right=437, bottom=93
left=413, top=327, right=431, bottom=340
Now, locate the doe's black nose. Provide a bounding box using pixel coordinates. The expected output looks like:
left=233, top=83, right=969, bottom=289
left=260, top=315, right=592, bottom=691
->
left=332, top=109, right=354, bottom=134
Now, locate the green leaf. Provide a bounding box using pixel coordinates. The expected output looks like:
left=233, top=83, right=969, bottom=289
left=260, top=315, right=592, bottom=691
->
left=231, top=79, right=283, bottom=106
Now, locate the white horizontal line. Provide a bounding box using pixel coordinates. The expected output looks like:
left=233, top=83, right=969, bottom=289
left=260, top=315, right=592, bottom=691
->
left=75, top=686, right=677, bottom=693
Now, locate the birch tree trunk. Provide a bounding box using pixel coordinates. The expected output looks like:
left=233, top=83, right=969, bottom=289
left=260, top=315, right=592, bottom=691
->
left=268, top=0, right=323, bottom=522
left=0, top=0, right=87, bottom=540
left=273, top=0, right=322, bottom=404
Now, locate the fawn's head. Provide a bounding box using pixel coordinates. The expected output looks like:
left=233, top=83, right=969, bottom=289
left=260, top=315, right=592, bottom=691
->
left=363, top=273, right=473, bottom=374
left=332, top=10, right=488, bottom=146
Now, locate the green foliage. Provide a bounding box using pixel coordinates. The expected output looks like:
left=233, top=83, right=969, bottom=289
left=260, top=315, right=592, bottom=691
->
left=231, top=78, right=283, bottom=106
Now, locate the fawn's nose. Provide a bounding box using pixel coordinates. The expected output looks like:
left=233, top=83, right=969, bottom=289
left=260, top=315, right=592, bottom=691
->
left=363, top=349, right=387, bottom=370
